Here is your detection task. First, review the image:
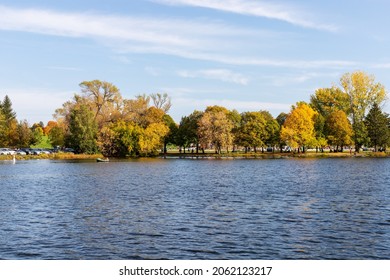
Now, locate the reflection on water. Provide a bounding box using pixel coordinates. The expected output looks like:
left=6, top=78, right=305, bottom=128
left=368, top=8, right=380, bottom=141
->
left=0, top=158, right=389, bottom=259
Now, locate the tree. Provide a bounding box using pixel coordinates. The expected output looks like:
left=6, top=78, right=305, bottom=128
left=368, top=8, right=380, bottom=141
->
left=177, top=110, right=203, bottom=153
left=31, top=126, right=44, bottom=146
left=98, top=120, right=141, bottom=157
left=79, top=80, right=122, bottom=128
left=365, top=103, right=390, bottom=151
left=151, top=93, right=172, bottom=113
left=310, top=87, right=350, bottom=117
left=325, top=110, right=353, bottom=152
left=0, top=95, right=18, bottom=146
left=44, top=121, right=59, bottom=135
left=0, top=95, right=17, bottom=122
left=236, top=112, right=267, bottom=152
left=313, top=113, right=327, bottom=152
left=16, top=120, right=34, bottom=147
left=198, top=107, right=233, bottom=154
left=260, top=111, right=280, bottom=152
left=340, top=71, right=387, bottom=151
left=122, top=95, right=150, bottom=125
left=0, top=110, right=6, bottom=146
left=280, top=103, right=317, bottom=152
left=276, top=112, right=288, bottom=152
left=162, top=114, right=178, bottom=153
left=66, top=100, right=98, bottom=154
left=48, top=125, right=65, bottom=147
left=97, top=119, right=168, bottom=157
left=138, top=122, right=169, bottom=156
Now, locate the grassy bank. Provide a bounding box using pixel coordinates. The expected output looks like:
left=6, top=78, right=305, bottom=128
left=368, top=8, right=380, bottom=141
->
left=0, top=153, right=102, bottom=161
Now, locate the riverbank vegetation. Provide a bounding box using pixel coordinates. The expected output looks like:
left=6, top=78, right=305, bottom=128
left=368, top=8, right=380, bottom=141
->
left=1, top=71, right=390, bottom=158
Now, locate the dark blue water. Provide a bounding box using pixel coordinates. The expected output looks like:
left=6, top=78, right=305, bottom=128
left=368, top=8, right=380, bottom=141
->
left=0, top=158, right=389, bottom=259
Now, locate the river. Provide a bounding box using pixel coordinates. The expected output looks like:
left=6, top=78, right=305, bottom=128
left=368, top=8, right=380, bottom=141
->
left=0, top=158, right=389, bottom=259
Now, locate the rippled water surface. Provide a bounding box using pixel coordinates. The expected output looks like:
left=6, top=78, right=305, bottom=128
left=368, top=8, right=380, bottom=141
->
left=0, top=158, right=389, bottom=259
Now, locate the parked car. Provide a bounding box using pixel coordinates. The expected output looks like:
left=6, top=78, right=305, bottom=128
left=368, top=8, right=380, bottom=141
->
left=63, top=148, right=76, bottom=153
left=38, top=149, right=51, bottom=154
left=29, top=148, right=42, bottom=155
left=16, top=149, right=27, bottom=155
left=0, top=148, right=16, bottom=155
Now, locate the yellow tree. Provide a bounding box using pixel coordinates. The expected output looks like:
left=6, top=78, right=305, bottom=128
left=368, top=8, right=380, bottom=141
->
left=139, top=122, right=169, bottom=156
left=340, top=71, right=387, bottom=151
left=280, top=103, right=317, bottom=152
left=310, top=86, right=350, bottom=117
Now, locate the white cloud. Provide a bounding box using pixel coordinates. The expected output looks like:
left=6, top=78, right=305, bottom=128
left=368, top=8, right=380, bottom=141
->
left=0, top=5, right=350, bottom=69
left=178, top=69, right=249, bottom=85
left=0, top=5, right=252, bottom=51
left=153, top=0, right=338, bottom=31
left=263, top=71, right=342, bottom=87
left=370, top=63, right=390, bottom=69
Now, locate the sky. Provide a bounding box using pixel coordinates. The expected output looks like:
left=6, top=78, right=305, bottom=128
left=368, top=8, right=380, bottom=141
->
left=1, top=0, right=390, bottom=124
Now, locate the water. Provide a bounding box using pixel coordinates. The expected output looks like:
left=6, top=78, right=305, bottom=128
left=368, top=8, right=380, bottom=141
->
left=0, top=158, right=389, bottom=259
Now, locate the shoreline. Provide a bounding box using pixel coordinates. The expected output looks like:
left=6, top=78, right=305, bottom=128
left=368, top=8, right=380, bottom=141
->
left=1, top=151, right=389, bottom=161
left=160, top=151, right=389, bottom=159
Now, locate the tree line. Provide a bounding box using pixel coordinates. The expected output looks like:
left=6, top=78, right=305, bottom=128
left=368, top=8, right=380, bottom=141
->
left=1, top=71, right=389, bottom=156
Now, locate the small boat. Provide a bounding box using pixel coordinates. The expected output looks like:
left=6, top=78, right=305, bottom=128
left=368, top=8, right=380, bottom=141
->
left=96, top=157, right=109, bottom=162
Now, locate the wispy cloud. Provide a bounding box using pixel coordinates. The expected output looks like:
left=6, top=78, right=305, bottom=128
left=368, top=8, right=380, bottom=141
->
left=263, top=71, right=342, bottom=87
left=153, top=0, right=337, bottom=31
left=0, top=5, right=348, bottom=69
left=178, top=69, right=249, bottom=85
left=370, top=63, right=390, bottom=69
left=0, top=5, right=251, bottom=57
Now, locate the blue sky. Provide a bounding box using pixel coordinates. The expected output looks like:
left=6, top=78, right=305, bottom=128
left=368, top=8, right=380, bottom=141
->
left=1, top=0, right=390, bottom=124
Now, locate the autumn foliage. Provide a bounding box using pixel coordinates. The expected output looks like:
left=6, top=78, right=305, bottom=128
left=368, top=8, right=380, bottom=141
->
left=1, top=71, right=390, bottom=155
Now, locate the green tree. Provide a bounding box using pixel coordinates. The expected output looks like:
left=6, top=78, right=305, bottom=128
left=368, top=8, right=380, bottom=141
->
left=340, top=71, right=387, bottom=151
left=66, top=101, right=98, bottom=154
left=313, top=113, right=327, bottom=152
left=236, top=111, right=267, bottom=152
left=162, top=114, right=178, bottom=153
left=31, top=126, right=44, bottom=146
left=365, top=103, right=390, bottom=151
left=276, top=112, right=288, bottom=152
left=48, top=125, right=65, bottom=147
left=0, top=95, right=17, bottom=122
left=0, top=110, right=6, bottom=146
left=177, top=110, right=203, bottom=153
left=98, top=120, right=142, bottom=157
left=259, top=111, right=280, bottom=152
left=0, top=95, right=18, bottom=146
